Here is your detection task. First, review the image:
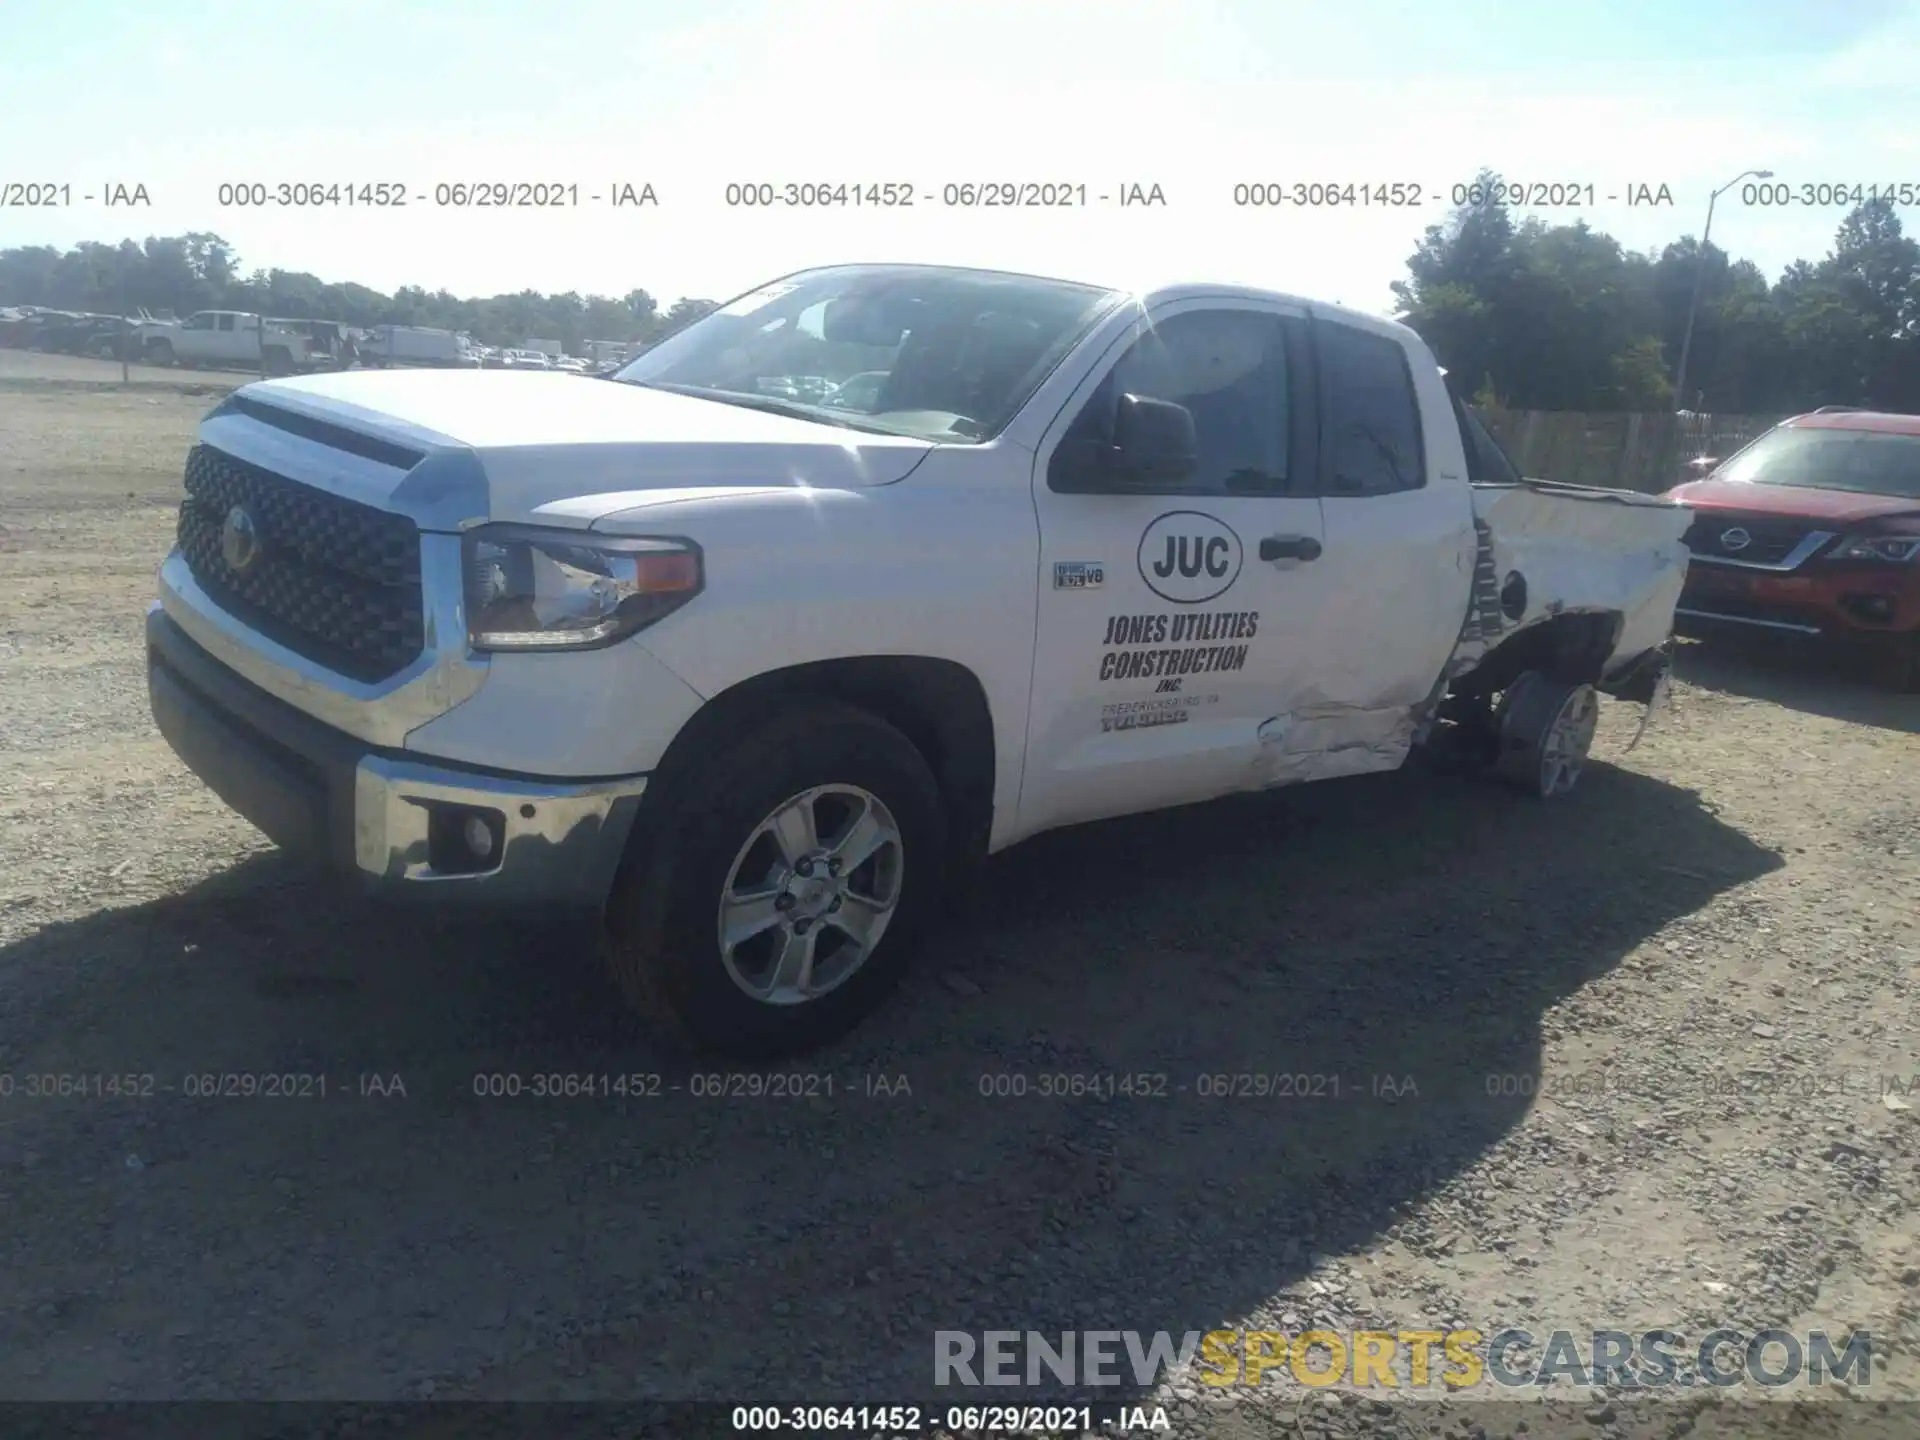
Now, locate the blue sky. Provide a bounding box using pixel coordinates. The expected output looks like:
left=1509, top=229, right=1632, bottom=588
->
left=2, top=0, right=1917, bottom=312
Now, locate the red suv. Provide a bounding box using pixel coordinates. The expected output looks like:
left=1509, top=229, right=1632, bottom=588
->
left=1666, top=409, right=1920, bottom=688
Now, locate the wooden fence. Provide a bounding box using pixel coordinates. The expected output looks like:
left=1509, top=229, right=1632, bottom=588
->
left=1475, top=409, right=1784, bottom=494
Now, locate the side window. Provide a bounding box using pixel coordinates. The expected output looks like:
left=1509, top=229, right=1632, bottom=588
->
left=1049, top=309, right=1291, bottom=496
left=184, top=313, right=214, bottom=330
left=216, top=314, right=235, bottom=332
left=1318, top=321, right=1426, bottom=496
left=1452, top=392, right=1522, bottom=485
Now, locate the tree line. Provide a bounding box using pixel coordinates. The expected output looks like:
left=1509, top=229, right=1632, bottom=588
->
left=1394, top=170, right=1920, bottom=415
left=0, top=233, right=720, bottom=350
left=3, top=175, right=1918, bottom=412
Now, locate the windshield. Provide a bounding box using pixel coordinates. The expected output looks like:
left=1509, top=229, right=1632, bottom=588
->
left=1714, top=425, right=1920, bottom=499
left=611, top=264, right=1121, bottom=443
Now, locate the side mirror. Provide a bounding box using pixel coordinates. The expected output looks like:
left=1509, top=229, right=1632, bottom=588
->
left=1107, top=393, right=1198, bottom=486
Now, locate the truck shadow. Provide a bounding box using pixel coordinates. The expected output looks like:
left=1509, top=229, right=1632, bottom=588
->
left=0, top=757, right=1779, bottom=1403
left=1676, top=634, right=1920, bottom=735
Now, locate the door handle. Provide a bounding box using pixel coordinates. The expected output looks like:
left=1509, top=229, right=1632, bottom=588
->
left=1259, top=535, right=1322, bottom=563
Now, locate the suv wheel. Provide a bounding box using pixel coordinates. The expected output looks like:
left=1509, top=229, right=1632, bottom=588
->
left=606, top=698, right=947, bottom=1058
left=1493, top=671, right=1599, bottom=799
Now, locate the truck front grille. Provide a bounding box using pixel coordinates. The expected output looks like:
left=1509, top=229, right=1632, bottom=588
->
left=177, top=445, right=425, bottom=683
left=1681, top=511, right=1822, bottom=567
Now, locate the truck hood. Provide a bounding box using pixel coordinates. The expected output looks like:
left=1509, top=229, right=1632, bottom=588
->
left=205, top=370, right=936, bottom=528
left=1666, top=476, right=1920, bottom=524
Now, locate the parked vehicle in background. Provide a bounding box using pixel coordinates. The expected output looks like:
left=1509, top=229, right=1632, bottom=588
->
left=271, top=318, right=359, bottom=369
left=81, top=319, right=146, bottom=362
left=501, top=348, right=553, bottom=369
left=0, top=308, right=118, bottom=354
left=35, top=312, right=128, bottom=356
left=145, top=261, right=1690, bottom=1058
left=0, top=307, right=60, bottom=347
left=358, top=325, right=481, bottom=369
left=521, top=337, right=563, bottom=359
left=134, top=311, right=320, bottom=374
left=1668, top=408, right=1920, bottom=688
left=585, top=339, right=638, bottom=366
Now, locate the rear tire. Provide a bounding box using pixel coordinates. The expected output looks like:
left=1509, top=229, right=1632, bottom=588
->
left=605, top=698, right=947, bottom=1059
left=144, top=338, right=174, bottom=366
left=1493, top=672, right=1600, bottom=799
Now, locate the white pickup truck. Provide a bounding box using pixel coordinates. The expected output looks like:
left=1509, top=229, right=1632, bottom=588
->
left=138, top=311, right=319, bottom=374
left=146, top=263, right=1690, bottom=1056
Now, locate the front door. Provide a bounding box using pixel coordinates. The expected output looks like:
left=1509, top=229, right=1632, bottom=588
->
left=1016, top=299, right=1329, bottom=837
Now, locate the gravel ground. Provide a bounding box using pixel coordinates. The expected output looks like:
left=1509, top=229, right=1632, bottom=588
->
left=2, top=352, right=1918, bottom=1438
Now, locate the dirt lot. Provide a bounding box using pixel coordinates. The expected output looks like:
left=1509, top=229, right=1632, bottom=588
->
left=2, top=351, right=1918, bottom=1437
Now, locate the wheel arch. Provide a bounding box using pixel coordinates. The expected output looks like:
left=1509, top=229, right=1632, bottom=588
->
left=1451, top=609, right=1624, bottom=700
left=627, top=654, right=998, bottom=903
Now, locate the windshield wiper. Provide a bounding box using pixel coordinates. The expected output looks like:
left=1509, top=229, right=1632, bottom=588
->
left=619, top=381, right=912, bottom=437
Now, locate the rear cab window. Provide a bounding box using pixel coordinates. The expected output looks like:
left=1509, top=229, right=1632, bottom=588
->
left=1451, top=391, right=1523, bottom=485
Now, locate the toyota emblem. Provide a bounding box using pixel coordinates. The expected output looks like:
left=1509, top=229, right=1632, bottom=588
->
left=221, top=505, right=263, bottom=574
left=1718, top=527, right=1752, bottom=554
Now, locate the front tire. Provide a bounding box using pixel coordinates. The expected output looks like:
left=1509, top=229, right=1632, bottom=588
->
left=1493, top=672, right=1599, bottom=799
left=606, top=699, right=947, bottom=1058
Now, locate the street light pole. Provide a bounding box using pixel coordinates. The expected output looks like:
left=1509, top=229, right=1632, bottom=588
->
left=1673, top=167, right=1773, bottom=411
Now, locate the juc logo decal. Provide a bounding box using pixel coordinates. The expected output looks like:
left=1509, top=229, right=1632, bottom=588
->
left=1138, top=511, right=1243, bottom=604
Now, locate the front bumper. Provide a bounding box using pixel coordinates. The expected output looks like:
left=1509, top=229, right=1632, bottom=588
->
left=1677, top=563, right=1920, bottom=642
left=147, top=605, right=647, bottom=906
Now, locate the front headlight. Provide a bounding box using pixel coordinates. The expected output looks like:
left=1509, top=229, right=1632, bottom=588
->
left=1830, top=534, right=1920, bottom=563
left=463, top=526, right=702, bottom=651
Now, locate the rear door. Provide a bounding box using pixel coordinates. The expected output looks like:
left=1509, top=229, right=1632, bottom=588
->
left=1278, top=311, right=1475, bottom=777
left=179, top=312, right=217, bottom=363
left=215, top=312, right=247, bottom=364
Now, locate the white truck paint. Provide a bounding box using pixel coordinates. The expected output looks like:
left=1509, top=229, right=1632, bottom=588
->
left=137, top=311, right=318, bottom=373
left=147, top=263, right=1690, bottom=1057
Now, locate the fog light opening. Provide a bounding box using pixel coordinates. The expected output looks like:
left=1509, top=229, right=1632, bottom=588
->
left=426, top=805, right=506, bottom=875
left=1841, top=592, right=1898, bottom=625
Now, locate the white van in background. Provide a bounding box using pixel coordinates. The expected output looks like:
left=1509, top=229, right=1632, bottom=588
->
left=359, top=325, right=481, bottom=369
